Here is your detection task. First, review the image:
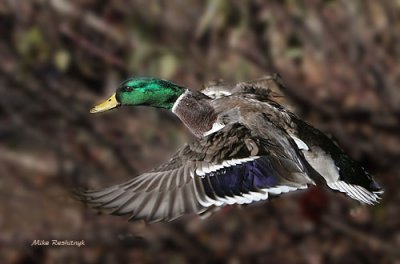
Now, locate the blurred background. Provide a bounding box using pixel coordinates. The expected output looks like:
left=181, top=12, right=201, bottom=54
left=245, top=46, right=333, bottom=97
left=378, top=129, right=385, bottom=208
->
left=0, top=0, right=399, bottom=263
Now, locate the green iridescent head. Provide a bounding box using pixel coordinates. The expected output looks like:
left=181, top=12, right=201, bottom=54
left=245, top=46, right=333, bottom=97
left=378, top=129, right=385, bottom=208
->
left=90, top=77, right=186, bottom=113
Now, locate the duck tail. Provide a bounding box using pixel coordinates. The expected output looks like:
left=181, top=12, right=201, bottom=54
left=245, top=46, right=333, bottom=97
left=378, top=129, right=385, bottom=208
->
left=327, top=159, right=384, bottom=205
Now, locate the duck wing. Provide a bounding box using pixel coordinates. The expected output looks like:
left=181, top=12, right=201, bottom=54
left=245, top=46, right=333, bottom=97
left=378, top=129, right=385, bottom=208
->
left=201, top=74, right=289, bottom=105
left=77, top=123, right=315, bottom=223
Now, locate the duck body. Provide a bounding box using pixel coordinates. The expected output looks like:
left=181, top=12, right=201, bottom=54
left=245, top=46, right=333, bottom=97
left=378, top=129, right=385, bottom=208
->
left=173, top=88, right=382, bottom=205
left=79, top=76, right=383, bottom=222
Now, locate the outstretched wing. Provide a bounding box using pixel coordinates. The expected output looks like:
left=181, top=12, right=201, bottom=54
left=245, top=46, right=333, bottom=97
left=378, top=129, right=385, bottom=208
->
left=77, top=157, right=207, bottom=223
left=77, top=123, right=315, bottom=223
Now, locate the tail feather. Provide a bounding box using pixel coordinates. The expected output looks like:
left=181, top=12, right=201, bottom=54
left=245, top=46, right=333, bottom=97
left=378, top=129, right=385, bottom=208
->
left=294, top=118, right=384, bottom=205
left=327, top=180, right=382, bottom=205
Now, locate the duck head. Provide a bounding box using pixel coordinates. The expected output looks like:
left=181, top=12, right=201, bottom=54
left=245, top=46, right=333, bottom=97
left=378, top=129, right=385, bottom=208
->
left=90, top=77, right=186, bottom=113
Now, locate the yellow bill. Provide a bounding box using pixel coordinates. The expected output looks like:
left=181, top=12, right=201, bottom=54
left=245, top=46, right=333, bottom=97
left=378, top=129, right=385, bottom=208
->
left=90, top=93, right=120, bottom=113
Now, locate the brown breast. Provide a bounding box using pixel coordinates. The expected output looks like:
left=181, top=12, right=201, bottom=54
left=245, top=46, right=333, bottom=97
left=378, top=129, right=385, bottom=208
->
left=172, top=91, right=217, bottom=137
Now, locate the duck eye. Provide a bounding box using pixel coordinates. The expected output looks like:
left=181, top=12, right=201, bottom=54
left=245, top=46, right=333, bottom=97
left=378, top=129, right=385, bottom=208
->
left=122, top=86, right=133, bottom=92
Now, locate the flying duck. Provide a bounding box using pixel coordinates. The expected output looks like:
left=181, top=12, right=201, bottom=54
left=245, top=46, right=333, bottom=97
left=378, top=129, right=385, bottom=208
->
left=79, top=75, right=383, bottom=222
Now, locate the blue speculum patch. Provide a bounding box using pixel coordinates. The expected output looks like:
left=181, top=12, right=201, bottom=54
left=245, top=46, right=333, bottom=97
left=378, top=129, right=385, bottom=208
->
left=201, top=157, right=280, bottom=199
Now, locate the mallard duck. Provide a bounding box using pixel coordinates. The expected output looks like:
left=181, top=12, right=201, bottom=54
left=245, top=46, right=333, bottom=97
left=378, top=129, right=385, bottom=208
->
left=79, top=75, right=383, bottom=222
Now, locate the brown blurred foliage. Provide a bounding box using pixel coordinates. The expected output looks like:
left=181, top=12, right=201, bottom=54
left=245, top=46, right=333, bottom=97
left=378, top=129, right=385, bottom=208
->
left=0, top=0, right=399, bottom=263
